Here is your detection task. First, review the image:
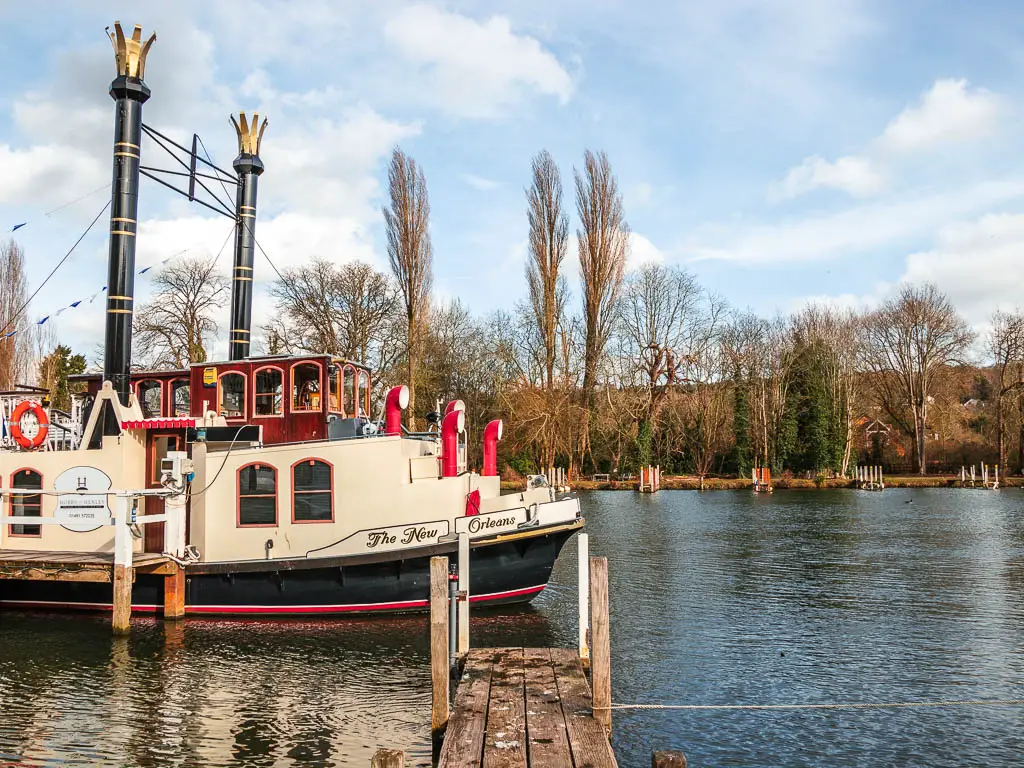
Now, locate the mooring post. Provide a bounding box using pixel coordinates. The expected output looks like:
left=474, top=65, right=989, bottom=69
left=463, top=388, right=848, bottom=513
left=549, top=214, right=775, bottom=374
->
left=163, top=567, right=186, bottom=620
left=429, top=556, right=449, bottom=742
left=371, top=748, right=404, bottom=768
left=652, top=750, right=687, bottom=767
left=578, top=533, right=590, bottom=665
left=457, top=532, right=470, bottom=655
left=112, top=494, right=134, bottom=635
left=590, top=555, right=611, bottom=732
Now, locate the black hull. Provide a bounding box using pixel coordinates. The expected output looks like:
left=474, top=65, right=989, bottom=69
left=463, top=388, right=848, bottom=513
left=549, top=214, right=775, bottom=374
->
left=0, top=524, right=578, bottom=617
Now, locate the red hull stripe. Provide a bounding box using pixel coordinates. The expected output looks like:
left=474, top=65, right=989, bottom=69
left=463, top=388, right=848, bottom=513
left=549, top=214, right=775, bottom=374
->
left=0, top=584, right=545, bottom=615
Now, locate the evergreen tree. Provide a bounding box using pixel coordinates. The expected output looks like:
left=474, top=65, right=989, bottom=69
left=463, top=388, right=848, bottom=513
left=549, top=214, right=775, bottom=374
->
left=37, top=345, right=86, bottom=412
left=732, top=378, right=752, bottom=476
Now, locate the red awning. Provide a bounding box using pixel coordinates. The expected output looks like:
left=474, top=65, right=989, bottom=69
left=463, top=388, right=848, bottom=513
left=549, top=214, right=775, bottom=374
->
left=121, top=418, right=196, bottom=430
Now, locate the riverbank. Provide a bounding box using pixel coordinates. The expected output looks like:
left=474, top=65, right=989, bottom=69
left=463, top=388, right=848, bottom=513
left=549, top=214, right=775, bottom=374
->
left=502, top=475, right=1024, bottom=491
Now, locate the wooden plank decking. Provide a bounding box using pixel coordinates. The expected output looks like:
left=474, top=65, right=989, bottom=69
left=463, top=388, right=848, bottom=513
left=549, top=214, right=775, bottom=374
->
left=0, top=549, right=175, bottom=582
left=438, top=647, right=617, bottom=768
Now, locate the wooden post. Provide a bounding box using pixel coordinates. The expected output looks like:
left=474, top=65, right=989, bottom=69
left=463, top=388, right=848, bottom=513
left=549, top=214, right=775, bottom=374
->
left=457, top=532, right=470, bottom=655
left=163, top=567, right=186, bottom=620
left=652, top=750, right=687, bottom=767
left=112, top=495, right=133, bottom=635
left=371, top=748, right=404, bottom=768
left=578, top=533, right=590, bottom=665
left=429, top=556, right=449, bottom=742
left=590, top=555, right=611, bottom=732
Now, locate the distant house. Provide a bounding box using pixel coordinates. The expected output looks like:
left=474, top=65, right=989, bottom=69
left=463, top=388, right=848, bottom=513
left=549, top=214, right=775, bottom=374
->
left=962, top=398, right=986, bottom=410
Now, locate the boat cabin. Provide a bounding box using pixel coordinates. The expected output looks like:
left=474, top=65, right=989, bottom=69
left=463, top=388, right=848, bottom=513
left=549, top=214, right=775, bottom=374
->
left=71, top=354, right=374, bottom=445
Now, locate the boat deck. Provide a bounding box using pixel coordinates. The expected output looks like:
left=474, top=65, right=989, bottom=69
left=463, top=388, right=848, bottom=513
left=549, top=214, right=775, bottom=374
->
left=437, top=647, right=617, bottom=768
left=0, top=549, right=175, bottom=582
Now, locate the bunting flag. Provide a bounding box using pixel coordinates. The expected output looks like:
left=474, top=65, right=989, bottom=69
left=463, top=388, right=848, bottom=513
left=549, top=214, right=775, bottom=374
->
left=11, top=223, right=26, bottom=232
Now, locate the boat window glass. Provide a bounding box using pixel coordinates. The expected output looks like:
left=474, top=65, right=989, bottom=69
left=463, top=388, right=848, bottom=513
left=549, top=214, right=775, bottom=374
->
left=218, top=372, right=246, bottom=419
left=328, top=367, right=342, bottom=413
left=254, top=367, right=283, bottom=416
left=171, top=378, right=190, bottom=417
left=238, top=463, right=277, bottom=526
left=293, top=459, right=333, bottom=522
left=292, top=363, right=322, bottom=412
left=9, top=469, right=42, bottom=537
left=343, top=365, right=356, bottom=417
left=359, top=369, right=371, bottom=417
left=137, top=379, right=162, bottom=418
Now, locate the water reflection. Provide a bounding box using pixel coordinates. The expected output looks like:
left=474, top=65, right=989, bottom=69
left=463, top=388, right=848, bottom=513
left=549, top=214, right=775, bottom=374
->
left=1, top=489, right=1023, bottom=766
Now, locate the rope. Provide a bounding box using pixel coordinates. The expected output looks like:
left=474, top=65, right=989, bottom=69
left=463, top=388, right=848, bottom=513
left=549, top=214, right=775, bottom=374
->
left=598, top=699, right=1024, bottom=711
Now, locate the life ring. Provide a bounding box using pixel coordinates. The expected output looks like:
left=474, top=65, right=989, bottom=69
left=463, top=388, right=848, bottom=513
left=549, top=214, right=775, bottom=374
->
left=10, top=401, right=49, bottom=450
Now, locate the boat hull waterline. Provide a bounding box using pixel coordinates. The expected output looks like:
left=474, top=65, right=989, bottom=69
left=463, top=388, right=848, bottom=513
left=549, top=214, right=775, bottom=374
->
left=0, top=522, right=579, bottom=617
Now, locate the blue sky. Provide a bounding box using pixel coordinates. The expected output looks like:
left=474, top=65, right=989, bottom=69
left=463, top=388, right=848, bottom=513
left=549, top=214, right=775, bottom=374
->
left=2, top=0, right=1024, bottom=363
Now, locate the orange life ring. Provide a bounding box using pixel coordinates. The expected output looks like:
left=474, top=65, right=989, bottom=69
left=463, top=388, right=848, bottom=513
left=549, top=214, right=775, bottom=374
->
left=10, top=401, right=49, bottom=450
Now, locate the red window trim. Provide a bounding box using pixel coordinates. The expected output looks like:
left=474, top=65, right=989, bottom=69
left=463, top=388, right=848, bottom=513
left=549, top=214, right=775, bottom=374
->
left=8, top=467, right=43, bottom=538
left=252, top=365, right=285, bottom=419
left=135, top=378, right=164, bottom=418
left=359, top=369, right=371, bottom=418
left=328, top=365, right=343, bottom=415
left=218, top=371, right=248, bottom=421
left=169, top=377, right=190, bottom=417
left=291, top=458, right=334, bottom=524
left=291, top=361, right=324, bottom=414
left=343, top=364, right=358, bottom=418
left=236, top=462, right=277, bottom=528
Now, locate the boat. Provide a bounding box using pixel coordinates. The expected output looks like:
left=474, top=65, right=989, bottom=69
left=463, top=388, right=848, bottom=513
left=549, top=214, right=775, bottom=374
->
left=0, top=21, right=582, bottom=617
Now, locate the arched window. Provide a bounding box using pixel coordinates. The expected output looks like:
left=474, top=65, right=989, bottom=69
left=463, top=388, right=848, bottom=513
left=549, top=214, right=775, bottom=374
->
left=171, top=378, right=190, bottom=417
left=218, top=372, right=246, bottom=419
left=291, top=362, right=322, bottom=412
left=359, top=369, right=371, bottom=417
left=9, top=469, right=42, bottom=537
left=254, top=366, right=283, bottom=417
left=328, top=366, right=342, bottom=413
left=343, top=365, right=356, bottom=417
left=137, top=379, right=163, bottom=418
left=292, top=459, right=333, bottom=522
left=238, top=463, right=277, bottom=526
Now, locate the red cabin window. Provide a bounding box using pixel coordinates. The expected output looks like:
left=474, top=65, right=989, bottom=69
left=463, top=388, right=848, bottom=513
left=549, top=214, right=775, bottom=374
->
left=292, top=459, right=333, bottom=523
left=254, top=366, right=283, bottom=417
left=9, top=469, right=42, bottom=537
left=137, top=379, right=163, bottom=419
left=238, top=463, right=277, bottom=527
left=359, top=369, right=371, bottom=417
left=218, top=372, right=246, bottom=419
left=171, top=378, right=190, bottom=417
left=291, top=362, right=322, bottom=413
left=328, top=367, right=342, bottom=413
left=343, top=365, right=356, bottom=417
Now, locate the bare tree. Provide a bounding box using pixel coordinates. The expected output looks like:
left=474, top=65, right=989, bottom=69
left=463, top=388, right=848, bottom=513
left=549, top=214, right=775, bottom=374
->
left=0, top=239, right=34, bottom=389
left=526, top=150, right=569, bottom=391
left=575, top=150, right=628, bottom=469
left=383, top=148, right=433, bottom=430
left=862, top=284, right=974, bottom=474
left=987, top=309, right=1024, bottom=471
left=134, top=257, right=229, bottom=369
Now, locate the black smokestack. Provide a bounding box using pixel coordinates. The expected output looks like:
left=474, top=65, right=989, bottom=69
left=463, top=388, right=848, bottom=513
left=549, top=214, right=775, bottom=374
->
left=228, top=112, right=267, bottom=361
left=104, top=22, right=155, bottom=407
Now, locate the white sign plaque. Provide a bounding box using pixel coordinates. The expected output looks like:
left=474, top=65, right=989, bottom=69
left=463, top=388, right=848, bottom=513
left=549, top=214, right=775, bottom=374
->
left=53, top=466, right=111, bottom=532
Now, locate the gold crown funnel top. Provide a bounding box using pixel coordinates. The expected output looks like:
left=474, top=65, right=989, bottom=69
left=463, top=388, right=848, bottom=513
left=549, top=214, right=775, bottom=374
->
left=231, top=112, right=268, bottom=157
left=107, top=22, right=156, bottom=79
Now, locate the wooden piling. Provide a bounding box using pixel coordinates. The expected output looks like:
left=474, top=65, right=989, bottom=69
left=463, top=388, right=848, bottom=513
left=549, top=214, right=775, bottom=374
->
left=578, top=533, right=590, bottom=665
left=590, top=555, right=611, bottom=732
left=371, top=748, right=404, bottom=768
left=430, top=556, right=450, bottom=741
left=652, top=750, right=687, bottom=767
left=112, top=564, right=132, bottom=635
left=164, top=567, right=186, bottom=620
left=457, top=533, right=470, bottom=655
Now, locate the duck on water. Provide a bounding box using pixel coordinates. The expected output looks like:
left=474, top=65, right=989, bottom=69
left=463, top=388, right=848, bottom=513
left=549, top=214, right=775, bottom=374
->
left=0, top=21, right=582, bottom=617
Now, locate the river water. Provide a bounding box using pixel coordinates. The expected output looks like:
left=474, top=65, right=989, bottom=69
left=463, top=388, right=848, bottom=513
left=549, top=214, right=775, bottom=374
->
left=1, top=489, right=1023, bottom=767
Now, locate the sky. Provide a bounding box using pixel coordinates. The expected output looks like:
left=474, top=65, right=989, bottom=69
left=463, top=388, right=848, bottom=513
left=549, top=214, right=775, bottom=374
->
left=2, top=0, right=1024, bottom=365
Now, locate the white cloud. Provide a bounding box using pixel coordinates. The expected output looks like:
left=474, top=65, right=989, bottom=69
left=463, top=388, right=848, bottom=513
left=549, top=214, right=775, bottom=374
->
left=773, top=78, right=1003, bottom=202
left=693, top=178, right=1024, bottom=264
left=626, top=232, right=665, bottom=271
left=879, top=78, right=1000, bottom=153
left=462, top=173, right=500, bottom=190
left=383, top=4, right=574, bottom=118
left=772, top=154, right=885, bottom=200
